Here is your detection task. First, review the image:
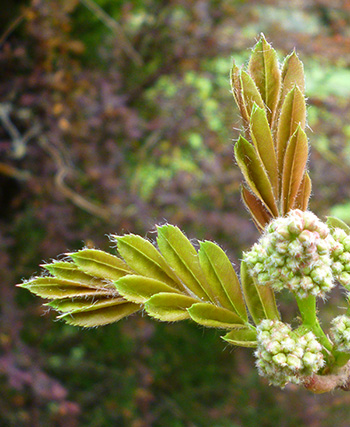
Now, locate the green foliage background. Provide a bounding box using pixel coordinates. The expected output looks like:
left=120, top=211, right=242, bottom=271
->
left=2, top=0, right=350, bottom=425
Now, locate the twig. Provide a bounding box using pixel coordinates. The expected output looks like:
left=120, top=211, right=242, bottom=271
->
left=0, top=104, right=40, bottom=159
left=0, top=13, right=25, bottom=48
left=79, top=0, right=143, bottom=66
left=38, top=136, right=118, bottom=222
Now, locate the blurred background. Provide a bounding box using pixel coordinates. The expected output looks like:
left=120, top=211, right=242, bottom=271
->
left=2, top=0, right=350, bottom=426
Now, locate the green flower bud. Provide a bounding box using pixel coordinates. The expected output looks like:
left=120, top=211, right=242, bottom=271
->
left=255, top=320, right=324, bottom=388
left=331, top=315, right=350, bottom=352
left=244, top=210, right=335, bottom=298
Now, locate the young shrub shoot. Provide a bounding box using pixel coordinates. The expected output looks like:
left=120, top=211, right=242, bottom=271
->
left=18, top=35, right=350, bottom=393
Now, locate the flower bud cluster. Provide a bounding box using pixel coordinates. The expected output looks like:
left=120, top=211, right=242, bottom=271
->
left=330, top=315, right=350, bottom=352
left=244, top=209, right=335, bottom=298
left=329, top=228, right=350, bottom=290
left=255, top=320, right=324, bottom=387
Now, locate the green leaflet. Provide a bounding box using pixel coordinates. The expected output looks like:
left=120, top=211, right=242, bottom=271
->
left=59, top=301, right=140, bottom=327
left=47, top=296, right=126, bottom=313
left=326, top=217, right=350, bottom=234
left=18, top=277, right=116, bottom=299
left=113, top=234, right=185, bottom=291
left=248, top=35, right=281, bottom=125
left=280, top=50, right=305, bottom=102
left=188, top=303, right=245, bottom=329
left=42, top=261, right=114, bottom=288
left=293, top=172, right=311, bottom=211
left=115, top=275, right=180, bottom=304
left=198, top=241, right=247, bottom=320
left=240, top=261, right=280, bottom=325
left=277, top=86, right=306, bottom=176
left=240, top=70, right=265, bottom=118
left=144, top=293, right=197, bottom=321
left=69, top=249, right=133, bottom=281
left=281, top=126, right=309, bottom=215
left=230, top=62, right=249, bottom=127
left=250, top=105, right=278, bottom=197
left=156, top=224, right=213, bottom=302
left=234, top=136, right=278, bottom=217
left=241, top=186, right=272, bottom=232
left=222, top=327, right=257, bottom=348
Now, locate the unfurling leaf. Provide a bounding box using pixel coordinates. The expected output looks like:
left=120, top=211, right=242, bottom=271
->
left=241, top=186, right=272, bottom=232
left=293, top=172, right=311, bottom=211
left=144, top=293, right=197, bottom=321
left=240, top=261, right=279, bottom=325
left=188, top=303, right=245, bottom=329
left=281, top=126, right=308, bottom=214
left=240, top=70, right=265, bottom=118
left=280, top=50, right=305, bottom=101
left=222, top=326, right=257, bottom=348
left=248, top=34, right=281, bottom=125
left=230, top=62, right=249, bottom=128
left=115, top=275, right=180, bottom=304
left=250, top=105, right=278, bottom=196
left=234, top=136, right=278, bottom=217
left=277, top=86, right=306, bottom=176
left=69, top=249, right=133, bottom=280
left=156, top=225, right=214, bottom=301
left=198, top=241, right=247, bottom=320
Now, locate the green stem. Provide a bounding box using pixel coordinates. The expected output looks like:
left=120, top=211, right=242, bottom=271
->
left=334, top=351, right=350, bottom=369
left=295, top=295, right=332, bottom=352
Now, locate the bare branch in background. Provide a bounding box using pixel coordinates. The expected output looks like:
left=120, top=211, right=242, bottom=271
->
left=79, top=0, right=143, bottom=66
